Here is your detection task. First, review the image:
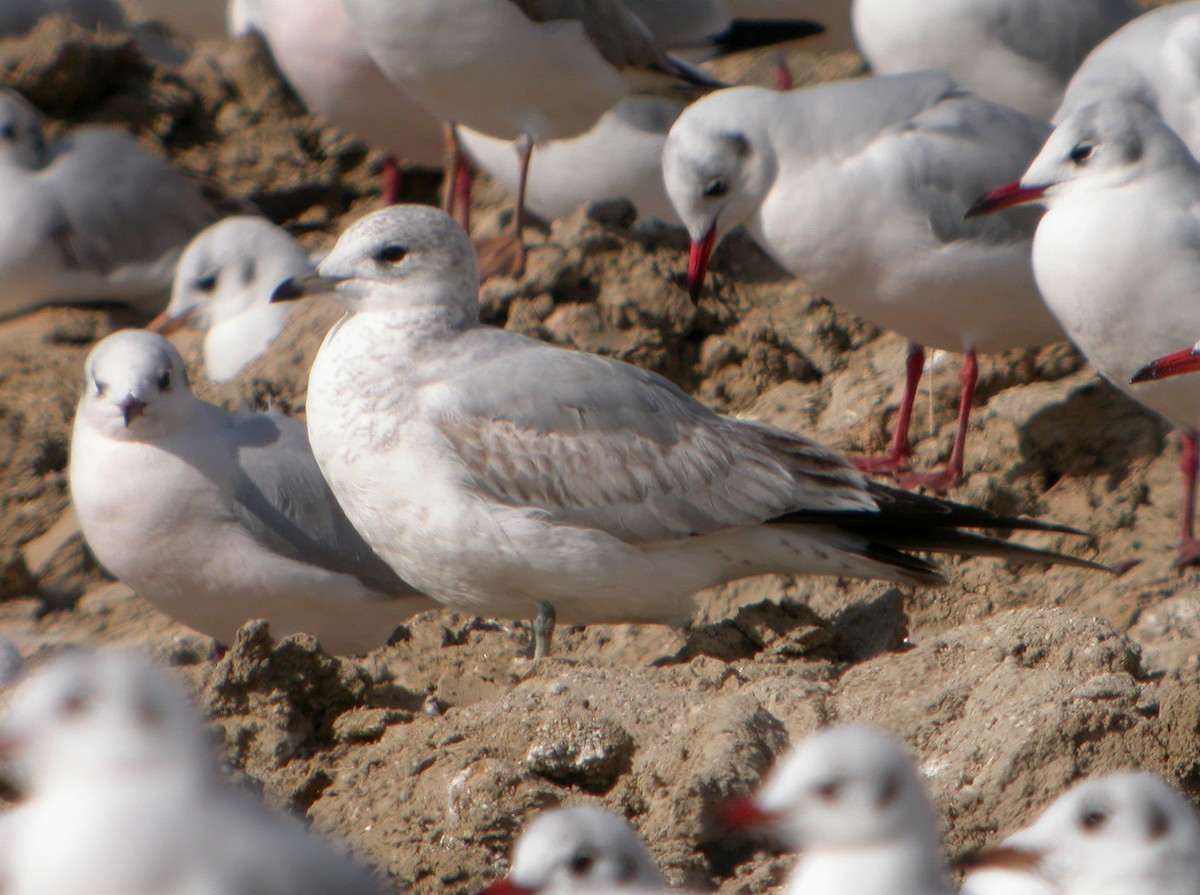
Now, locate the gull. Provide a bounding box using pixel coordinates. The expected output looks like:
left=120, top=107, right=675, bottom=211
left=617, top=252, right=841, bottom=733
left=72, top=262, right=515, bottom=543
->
left=481, top=807, right=665, bottom=895
left=720, top=725, right=953, bottom=895
left=851, top=0, right=1139, bottom=121
left=968, top=98, right=1200, bottom=566
left=0, top=90, right=219, bottom=320
left=959, top=771, right=1200, bottom=895
left=148, top=216, right=312, bottom=382
left=0, top=649, right=388, bottom=895
left=662, top=71, right=1061, bottom=491
left=1056, top=2, right=1200, bottom=156
left=69, top=330, right=436, bottom=653
left=272, top=204, right=1102, bottom=658
left=335, top=0, right=778, bottom=278
left=228, top=0, right=444, bottom=205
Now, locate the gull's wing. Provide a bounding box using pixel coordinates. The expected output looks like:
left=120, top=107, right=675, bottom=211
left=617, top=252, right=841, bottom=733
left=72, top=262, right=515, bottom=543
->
left=427, top=330, right=873, bottom=544
left=45, top=129, right=218, bottom=278
left=229, top=411, right=418, bottom=597
left=989, top=0, right=1138, bottom=86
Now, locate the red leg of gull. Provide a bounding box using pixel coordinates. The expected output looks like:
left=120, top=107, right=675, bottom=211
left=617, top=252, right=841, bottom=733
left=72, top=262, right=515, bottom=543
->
left=1175, top=432, right=1200, bottom=568
left=476, top=133, right=533, bottom=280
left=442, top=123, right=465, bottom=221
left=853, top=343, right=924, bottom=474
left=453, top=158, right=474, bottom=234
left=773, top=52, right=793, bottom=91
left=900, top=349, right=978, bottom=493
left=381, top=155, right=402, bottom=206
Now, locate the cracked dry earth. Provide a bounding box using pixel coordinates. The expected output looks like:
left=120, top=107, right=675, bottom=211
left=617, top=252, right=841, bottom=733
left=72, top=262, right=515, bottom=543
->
left=3, top=6, right=1200, bottom=895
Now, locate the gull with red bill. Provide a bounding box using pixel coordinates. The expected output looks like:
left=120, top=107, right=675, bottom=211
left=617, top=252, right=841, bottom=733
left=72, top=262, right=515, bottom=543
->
left=663, top=72, right=1061, bottom=492
left=719, top=725, right=952, bottom=895
left=480, top=807, right=665, bottom=895
left=969, top=97, right=1200, bottom=567
left=960, top=771, right=1200, bottom=895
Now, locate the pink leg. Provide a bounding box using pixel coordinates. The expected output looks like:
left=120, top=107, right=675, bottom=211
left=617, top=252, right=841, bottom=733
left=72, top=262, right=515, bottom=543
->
left=900, top=349, right=977, bottom=493
left=381, top=155, right=402, bottom=206
left=853, top=343, right=924, bottom=474
left=1175, top=432, right=1200, bottom=568
left=453, top=161, right=474, bottom=234
left=442, top=123, right=465, bottom=223
left=475, top=133, right=533, bottom=280
left=773, top=52, right=793, bottom=91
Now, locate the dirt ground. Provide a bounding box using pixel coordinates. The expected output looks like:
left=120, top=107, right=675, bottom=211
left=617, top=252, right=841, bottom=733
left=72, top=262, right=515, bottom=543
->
left=2, top=8, right=1200, bottom=895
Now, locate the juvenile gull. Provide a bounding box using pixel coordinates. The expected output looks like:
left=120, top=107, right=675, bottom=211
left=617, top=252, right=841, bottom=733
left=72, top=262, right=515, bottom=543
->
left=721, top=725, right=953, bottom=895
left=0, top=90, right=218, bottom=320
left=852, top=0, right=1139, bottom=120
left=663, top=72, right=1061, bottom=490
left=274, top=205, right=1101, bottom=656
left=481, top=807, right=665, bottom=895
left=69, top=330, right=435, bottom=653
left=969, top=99, right=1200, bottom=566
left=149, top=216, right=312, bottom=382
left=960, top=771, right=1200, bottom=895
left=0, top=649, right=388, bottom=895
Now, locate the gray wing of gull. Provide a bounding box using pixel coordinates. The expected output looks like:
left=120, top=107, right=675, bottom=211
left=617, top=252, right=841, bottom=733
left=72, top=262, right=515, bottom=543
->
left=229, top=411, right=418, bottom=597
left=990, top=0, right=1138, bottom=85
left=422, top=328, right=875, bottom=544
left=45, top=128, right=219, bottom=278
left=506, top=0, right=681, bottom=71
left=620, top=0, right=729, bottom=47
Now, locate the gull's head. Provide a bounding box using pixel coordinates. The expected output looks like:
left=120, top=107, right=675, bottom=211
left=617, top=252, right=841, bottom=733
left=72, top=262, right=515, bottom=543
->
left=482, top=807, right=663, bottom=895
left=969, top=100, right=1192, bottom=217
left=153, top=216, right=310, bottom=335
left=962, top=771, right=1200, bottom=895
left=0, top=89, right=48, bottom=169
left=271, top=205, right=480, bottom=322
left=721, top=726, right=939, bottom=854
left=0, top=650, right=210, bottom=795
left=663, top=89, right=775, bottom=299
left=78, top=330, right=194, bottom=440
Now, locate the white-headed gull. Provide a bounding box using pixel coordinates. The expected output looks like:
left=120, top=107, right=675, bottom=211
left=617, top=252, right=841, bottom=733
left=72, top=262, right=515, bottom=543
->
left=1057, top=2, right=1200, bottom=155
left=0, top=649, right=388, bottom=895
left=481, top=807, right=665, bottom=895
left=720, top=725, right=952, bottom=895
left=271, top=205, right=1100, bottom=656
left=969, top=98, right=1200, bottom=566
left=960, top=771, right=1200, bottom=895
left=69, top=330, right=436, bottom=653
left=662, top=71, right=1060, bottom=491
left=148, top=216, right=312, bottom=382
left=0, top=90, right=218, bottom=320
left=851, top=0, right=1139, bottom=120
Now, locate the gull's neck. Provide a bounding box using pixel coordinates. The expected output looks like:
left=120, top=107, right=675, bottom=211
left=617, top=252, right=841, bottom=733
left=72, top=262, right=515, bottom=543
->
left=788, top=837, right=949, bottom=895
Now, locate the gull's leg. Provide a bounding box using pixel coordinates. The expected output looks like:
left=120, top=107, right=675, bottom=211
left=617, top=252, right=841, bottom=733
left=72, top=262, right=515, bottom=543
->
left=900, top=349, right=977, bottom=493
left=1175, top=432, right=1200, bottom=568
left=381, top=154, right=402, bottom=206
left=532, top=600, right=556, bottom=660
left=853, top=343, right=924, bottom=475
left=442, top=123, right=465, bottom=221
left=476, top=133, right=533, bottom=280
left=773, top=51, right=793, bottom=90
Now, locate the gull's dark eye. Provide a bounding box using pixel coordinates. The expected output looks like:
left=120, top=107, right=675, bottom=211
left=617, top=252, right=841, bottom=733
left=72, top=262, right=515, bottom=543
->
left=0, top=122, right=15, bottom=142
left=59, top=690, right=90, bottom=719
left=1069, top=142, right=1096, bottom=165
left=1148, top=804, right=1170, bottom=840
left=567, top=854, right=594, bottom=876
left=1080, top=807, right=1109, bottom=832
left=157, top=370, right=172, bottom=391
left=194, top=273, right=218, bottom=293
left=815, top=779, right=844, bottom=803
left=702, top=178, right=728, bottom=199
left=375, top=245, right=408, bottom=264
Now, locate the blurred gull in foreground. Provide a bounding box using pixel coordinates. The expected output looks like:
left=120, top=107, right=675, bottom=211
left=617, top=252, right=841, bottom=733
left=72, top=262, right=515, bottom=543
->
left=69, top=330, right=435, bottom=653
left=273, top=205, right=1101, bottom=657
left=970, top=99, right=1200, bottom=566
left=0, top=649, right=388, bottom=895
left=663, top=72, right=1060, bottom=490
left=0, top=90, right=218, bottom=320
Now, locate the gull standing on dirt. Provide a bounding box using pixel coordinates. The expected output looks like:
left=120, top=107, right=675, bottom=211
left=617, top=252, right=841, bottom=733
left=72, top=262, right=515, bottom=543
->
left=851, top=0, right=1139, bottom=120
left=1056, top=2, right=1200, bottom=156
left=960, top=771, right=1200, bottom=895
left=0, top=90, right=218, bottom=320
left=273, top=205, right=1101, bottom=657
left=663, top=72, right=1060, bottom=490
left=148, top=216, right=313, bottom=382
left=0, top=649, right=388, bottom=895
left=481, top=807, right=666, bottom=895
left=969, top=99, right=1200, bottom=567
left=720, top=725, right=953, bottom=895
left=69, top=330, right=436, bottom=653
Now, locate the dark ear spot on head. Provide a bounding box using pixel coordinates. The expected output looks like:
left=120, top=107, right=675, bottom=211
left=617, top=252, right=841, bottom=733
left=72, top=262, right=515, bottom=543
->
left=1125, top=135, right=1143, bottom=164
left=615, top=854, right=637, bottom=883
left=725, top=132, right=751, bottom=158
left=241, top=259, right=257, bottom=285
left=136, top=695, right=164, bottom=728
left=877, top=772, right=901, bottom=809
left=1148, top=804, right=1171, bottom=841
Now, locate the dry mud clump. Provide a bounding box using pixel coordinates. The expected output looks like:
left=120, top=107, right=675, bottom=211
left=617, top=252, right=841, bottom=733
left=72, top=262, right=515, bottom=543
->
left=3, top=11, right=1200, bottom=895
